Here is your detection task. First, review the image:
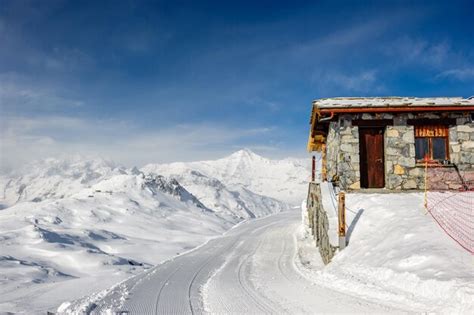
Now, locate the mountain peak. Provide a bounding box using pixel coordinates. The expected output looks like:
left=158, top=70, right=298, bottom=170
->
left=228, top=148, right=262, bottom=160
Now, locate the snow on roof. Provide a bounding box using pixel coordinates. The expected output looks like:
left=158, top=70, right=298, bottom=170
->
left=313, top=97, right=474, bottom=109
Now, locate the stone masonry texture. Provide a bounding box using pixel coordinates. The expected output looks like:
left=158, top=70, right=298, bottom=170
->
left=324, top=113, right=474, bottom=190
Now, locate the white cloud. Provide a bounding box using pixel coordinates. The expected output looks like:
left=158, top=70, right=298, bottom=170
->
left=0, top=74, right=84, bottom=111
left=383, top=37, right=461, bottom=70
left=435, top=68, right=474, bottom=81
left=289, top=13, right=408, bottom=59
left=381, top=37, right=474, bottom=84
left=0, top=115, right=289, bottom=172
left=311, top=69, right=384, bottom=94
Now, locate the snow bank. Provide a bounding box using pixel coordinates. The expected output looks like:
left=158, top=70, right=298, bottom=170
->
left=297, top=192, right=474, bottom=313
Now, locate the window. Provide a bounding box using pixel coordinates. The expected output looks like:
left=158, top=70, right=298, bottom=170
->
left=414, top=125, right=449, bottom=162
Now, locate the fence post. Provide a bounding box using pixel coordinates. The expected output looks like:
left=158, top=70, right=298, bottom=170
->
left=312, top=155, right=316, bottom=182
left=338, top=192, right=346, bottom=250
left=424, top=158, right=428, bottom=214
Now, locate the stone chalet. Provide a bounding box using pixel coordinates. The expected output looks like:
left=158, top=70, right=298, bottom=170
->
left=307, top=97, right=474, bottom=190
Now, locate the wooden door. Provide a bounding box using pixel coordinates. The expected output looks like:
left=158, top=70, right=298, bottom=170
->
left=359, top=128, right=385, bottom=188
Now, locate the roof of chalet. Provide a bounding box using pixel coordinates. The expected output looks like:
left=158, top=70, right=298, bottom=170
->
left=307, top=96, right=474, bottom=152
left=313, top=96, right=474, bottom=109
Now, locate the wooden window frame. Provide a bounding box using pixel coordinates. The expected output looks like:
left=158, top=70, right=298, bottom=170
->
left=414, top=125, right=450, bottom=164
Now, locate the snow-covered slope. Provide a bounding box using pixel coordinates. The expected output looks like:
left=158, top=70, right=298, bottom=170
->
left=0, top=156, right=126, bottom=208
left=298, top=191, right=474, bottom=313
left=144, top=168, right=290, bottom=221
left=0, top=172, right=232, bottom=312
left=0, top=152, right=298, bottom=312
left=142, top=149, right=310, bottom=205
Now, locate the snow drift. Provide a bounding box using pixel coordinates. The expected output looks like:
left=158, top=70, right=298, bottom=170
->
left=298, top=190, right=474, bottom=313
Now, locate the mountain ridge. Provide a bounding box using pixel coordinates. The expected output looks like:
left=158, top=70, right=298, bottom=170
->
left=142, top=149, right=310, bottom=205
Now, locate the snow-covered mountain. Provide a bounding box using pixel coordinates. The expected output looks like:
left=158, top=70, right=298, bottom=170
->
left=0, top=171, right=232, bottom=312
left=0, top=150, right=303, bottom=312
left=143, top=149, right=311, bottom=205
left=151, top=168, right=289, bottom=221
left=0, top=156, right=126, bottom=208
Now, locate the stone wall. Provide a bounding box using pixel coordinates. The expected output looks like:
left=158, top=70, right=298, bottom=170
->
left=326, top=122, right=340, bottom=182
left=384, top=122, right=474, bottom=190
left=427, top=167, right=474, bottom=190
left=450, top=123, right=474, bottom=170
left=384, top=125, right=419, bottom=189
left=338, top=125, right=360, bottom=190
left=307, top=182, right=336, bottom=264
left=326, top=122, right=360, bottom=190
left=324, top=112, right=474, bottom=191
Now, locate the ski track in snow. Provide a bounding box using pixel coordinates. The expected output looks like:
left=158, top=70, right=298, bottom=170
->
left=74, top=210, right=406, bottom=314
left=0, top=151, right=303, bottom=312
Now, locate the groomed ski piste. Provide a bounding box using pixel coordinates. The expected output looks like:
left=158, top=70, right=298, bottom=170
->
left=60, top=189, right=473, bottom=314
left=1, top=151, right=472, bottom=313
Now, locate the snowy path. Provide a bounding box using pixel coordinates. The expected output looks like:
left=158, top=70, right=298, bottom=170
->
left=84, top=210, right=401, bottom=314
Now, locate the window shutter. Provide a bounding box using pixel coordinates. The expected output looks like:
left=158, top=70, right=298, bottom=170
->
left=415, top=125, right=448, bottom=137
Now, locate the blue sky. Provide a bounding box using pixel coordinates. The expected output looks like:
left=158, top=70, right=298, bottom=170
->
left=1, top=0, right=473, bottom=170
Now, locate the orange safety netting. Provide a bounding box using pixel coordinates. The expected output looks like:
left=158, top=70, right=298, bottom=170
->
left=426, top=191, right=474, bottom=254
left=426, top=166, right=474, bottom=254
